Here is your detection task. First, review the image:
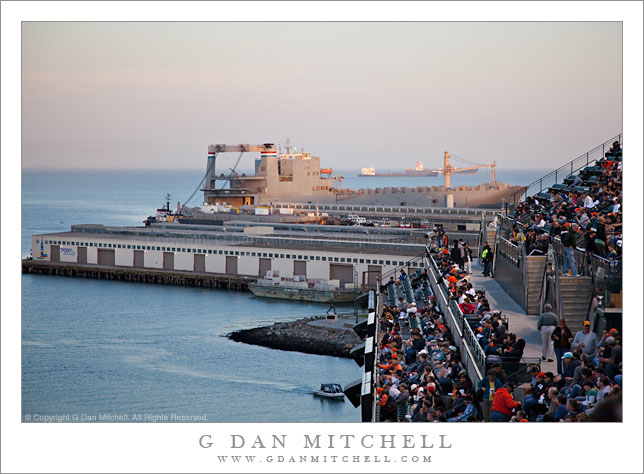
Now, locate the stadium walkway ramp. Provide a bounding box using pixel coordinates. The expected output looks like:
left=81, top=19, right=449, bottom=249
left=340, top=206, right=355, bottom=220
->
left=469, top=262, right=557, bottom=374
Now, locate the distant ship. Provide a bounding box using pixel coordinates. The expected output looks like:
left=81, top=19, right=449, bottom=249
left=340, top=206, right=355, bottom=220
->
left=358, top=161, right=439, bottom=177
left=200, top=142, right=525, bottom=208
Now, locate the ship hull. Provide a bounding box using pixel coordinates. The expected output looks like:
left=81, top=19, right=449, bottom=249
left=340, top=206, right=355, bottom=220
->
left=335, top=185, right=526, bottom=208
left=249, top=284, right=360, bottom=303
left=250, top=185, right=525, bottom=208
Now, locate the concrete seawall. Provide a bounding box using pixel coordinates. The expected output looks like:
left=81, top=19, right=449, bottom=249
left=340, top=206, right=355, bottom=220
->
left=22, top=260, right=254, bottom=291
left=228, top=315, right=363, bottom=358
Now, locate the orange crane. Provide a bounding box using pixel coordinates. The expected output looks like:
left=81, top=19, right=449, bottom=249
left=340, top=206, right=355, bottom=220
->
left=440, top=151, right=497, bottom=188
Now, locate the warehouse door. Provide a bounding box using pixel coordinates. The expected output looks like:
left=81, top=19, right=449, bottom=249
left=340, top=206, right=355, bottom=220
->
left=97, top=249, right=115, bottom=266
left=77, top=246, right=87, bottom=264
left=293, top=260, right=307, bottom=279
left=226, top=256, right=238, bottom=275
left=330, top=263, right=354, bottom=284
left=163, top=252, right=174, bottom=270
left=367, top=265, right=382, bottom=288
left=258, top=258, right=271, bottom=277
left=194, top=254, right=206, bottom=272
left=50, top=245, right=60, bottom=262
left=133, top=250, right=145, bottom=268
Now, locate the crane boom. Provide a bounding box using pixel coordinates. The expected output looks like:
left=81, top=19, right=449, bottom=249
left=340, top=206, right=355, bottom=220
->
left=442, top=152, right=497, bottom=187
left=209, top=144, right=276, bottom=153
left=205, top=143, right=277, bottom=192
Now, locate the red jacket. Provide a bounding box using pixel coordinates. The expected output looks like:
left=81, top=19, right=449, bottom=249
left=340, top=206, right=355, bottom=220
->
left=459, top=302, right=476, bottom=314
left=491, top=388, right=520, bottom=416
left=378, top=393, right=389, bottom=407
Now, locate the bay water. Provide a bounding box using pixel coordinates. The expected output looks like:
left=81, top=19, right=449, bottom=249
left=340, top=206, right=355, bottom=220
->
left=21, top=168, right=547, bottom=422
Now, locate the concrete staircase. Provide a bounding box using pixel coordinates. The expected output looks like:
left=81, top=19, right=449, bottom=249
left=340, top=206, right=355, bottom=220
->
left=559, top=276, right=594, bottom=332
left=525, top=256, right=546, bottom=315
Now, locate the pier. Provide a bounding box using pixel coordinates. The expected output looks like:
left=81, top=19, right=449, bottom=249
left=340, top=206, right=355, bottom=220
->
left=22, top=260, right=254, bottom=291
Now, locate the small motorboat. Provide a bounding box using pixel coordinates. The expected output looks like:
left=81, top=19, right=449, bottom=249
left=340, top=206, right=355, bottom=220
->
left=313, top=383, right=345, bottom=400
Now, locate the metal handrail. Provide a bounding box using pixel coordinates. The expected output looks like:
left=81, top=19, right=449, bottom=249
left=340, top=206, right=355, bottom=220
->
left=379, top=252, right=426, bottom=288
left=477, top=214, right=486, bottom=262
left=497, top=237, right=521, bottom=267
left=492, top=221, right=500, bottom=276
left=520, top=239, right=529, bottom=309
left=371, top=290, right=379, bottom=423
left=427, top=254, right=484, bottom=381
left=510, top=133, right=622, bottom=203
left=552, top=245, right=565, bottom=320
left=539, top=250, right=549, bottom=314
left=498, top=357, right=542, bottom=385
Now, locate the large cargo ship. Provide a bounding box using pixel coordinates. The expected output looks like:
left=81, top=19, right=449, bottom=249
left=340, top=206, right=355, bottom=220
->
left=201, top=142, right=526, bottom=208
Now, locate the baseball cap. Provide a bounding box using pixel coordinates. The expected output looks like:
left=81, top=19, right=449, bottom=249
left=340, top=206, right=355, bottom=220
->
left=537, top=372, right=546, bottom=378
left=561, top=352, right=574, bottom=359
left=583, top=321, right=591, bottom=326
left=411, top=384, right=418, bottom=391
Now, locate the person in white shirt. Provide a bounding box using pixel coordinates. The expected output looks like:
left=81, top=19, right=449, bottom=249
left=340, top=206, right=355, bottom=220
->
left=458, top=292, right=466, bottom=304
left=577, top=211, right=590, bottom=228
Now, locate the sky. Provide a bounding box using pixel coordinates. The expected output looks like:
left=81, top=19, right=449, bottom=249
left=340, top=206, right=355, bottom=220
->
left=22, top=21, right=622, bottom=171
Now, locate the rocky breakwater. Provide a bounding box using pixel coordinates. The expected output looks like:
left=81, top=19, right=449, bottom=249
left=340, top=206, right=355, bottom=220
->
left=228, top=315, right=363, bottom=358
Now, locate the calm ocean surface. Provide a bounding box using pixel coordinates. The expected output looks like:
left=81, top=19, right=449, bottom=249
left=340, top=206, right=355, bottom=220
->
left=21, top=168, right=548, bottom=422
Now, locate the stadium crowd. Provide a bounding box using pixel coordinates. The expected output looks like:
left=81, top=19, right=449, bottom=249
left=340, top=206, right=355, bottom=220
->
left=508, top=140, right=622, bottom=276
left=373, top=142, right=623, bottom=422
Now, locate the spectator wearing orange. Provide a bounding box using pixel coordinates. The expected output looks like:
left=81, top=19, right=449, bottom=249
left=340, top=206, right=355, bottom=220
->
left=490, top=384, right=521, bottom=422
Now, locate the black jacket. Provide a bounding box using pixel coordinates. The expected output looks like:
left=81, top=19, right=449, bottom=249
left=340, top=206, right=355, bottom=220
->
left=551, top=326, right=573, bottom=350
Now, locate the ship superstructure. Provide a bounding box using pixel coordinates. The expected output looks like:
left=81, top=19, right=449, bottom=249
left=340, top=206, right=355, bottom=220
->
left=360, top=166, right=376, bottom=176
left=202, top=143, right=344, bottom=206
